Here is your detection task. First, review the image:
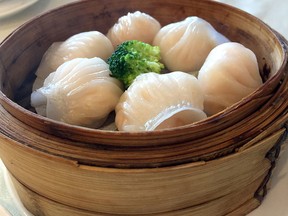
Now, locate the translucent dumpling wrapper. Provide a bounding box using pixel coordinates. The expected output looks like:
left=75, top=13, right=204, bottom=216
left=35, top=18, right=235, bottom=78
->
left=153, top=16, right=230, bottom=72
left=31, top=57, right=124, bottom=128
left=33, top=31, right=114, bottom=90
left=107, top=11, right=161, bottom=48
left=115, top=72, right=207, bottom=131
left=197, top=42, right=263, bottom=116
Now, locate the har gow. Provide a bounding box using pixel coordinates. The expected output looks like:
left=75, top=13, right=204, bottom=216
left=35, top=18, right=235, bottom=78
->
left=107, top=11, right=161, bottom=48
left=33, top=31, right=114, bottom=90
left=153, top=16, right=230, bottom=72
left=115, top=72, right=207, bottom=131
left=198, top=42, right=263, bottom=116
left=31, top=57, right=124, bottom=128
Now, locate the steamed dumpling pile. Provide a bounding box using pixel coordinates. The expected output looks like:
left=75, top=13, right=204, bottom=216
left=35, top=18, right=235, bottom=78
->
left=33, top=31, right=114, bottom=90
left=31, top=57, right=123, bottom=128
left=115, top=72, right=207, bottom=131
left=30, top=11, right=264, bottom=132
left=153, top=16, right=230, bottom=72
left=198, top=42, right=263, bottom=116
left=107, top=11, right=161, bottom=48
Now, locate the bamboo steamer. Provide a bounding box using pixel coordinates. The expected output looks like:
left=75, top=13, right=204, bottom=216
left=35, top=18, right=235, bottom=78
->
left=0, top=0, right=287, bottom=215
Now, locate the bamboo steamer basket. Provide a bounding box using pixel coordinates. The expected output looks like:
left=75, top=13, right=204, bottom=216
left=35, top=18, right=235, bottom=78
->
left=0, top=0, right=287, bottom=168
left=0, top=0, right=287, bottom=215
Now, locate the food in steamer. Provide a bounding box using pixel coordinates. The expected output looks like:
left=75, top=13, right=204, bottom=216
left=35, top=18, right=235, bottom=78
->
left=198, top=42, right=263, bottom=115
left=107, top=11, right=161, bottom=48
left=108, top=40, right=164, bottom=89
left=153, top=16, right=230, bottom=72
left=115, top=71, right=207, bottom=131
left=33, top=31, right=114, bottom=90
left=30, top=11, right=263, bottom=131
left=31, top=57, right=123, bottom=127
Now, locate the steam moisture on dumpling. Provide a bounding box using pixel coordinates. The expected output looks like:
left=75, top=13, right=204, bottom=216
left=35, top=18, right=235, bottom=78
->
left=31, top=57, right=124, bottom=128
left=107, top=11, right=161, bottom=48
left=197, top=42, right=263, bottom=116
left=153, top=16, right=230, bottom=72
left=115, top=72, right=207, bottom=131
left=33, top=31, right=114, bottom=90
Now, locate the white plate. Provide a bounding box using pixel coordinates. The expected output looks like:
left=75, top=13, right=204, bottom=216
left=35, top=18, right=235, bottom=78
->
left=0, top=205, right=12, bottom=216
left=0, top=0, right=38, bottom=19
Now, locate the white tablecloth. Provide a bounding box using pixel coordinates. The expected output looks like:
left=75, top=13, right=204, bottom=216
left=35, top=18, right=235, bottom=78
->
left=0, top=0, right=287, bottom=216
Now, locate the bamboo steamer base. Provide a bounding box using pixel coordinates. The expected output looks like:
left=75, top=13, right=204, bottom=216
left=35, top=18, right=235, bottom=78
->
left=1, top=128, right=286, bottom=216
left=10, top=173, right=263, bottom=216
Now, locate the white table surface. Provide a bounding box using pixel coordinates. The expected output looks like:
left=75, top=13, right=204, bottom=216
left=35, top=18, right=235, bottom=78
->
left=0, top=0, right=287, bottom=216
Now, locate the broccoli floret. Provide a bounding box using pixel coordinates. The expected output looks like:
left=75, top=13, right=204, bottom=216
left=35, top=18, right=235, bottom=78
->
left=108, top=40, right=164, bottom=88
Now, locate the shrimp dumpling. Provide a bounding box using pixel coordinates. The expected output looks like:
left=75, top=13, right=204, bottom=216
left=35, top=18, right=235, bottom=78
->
left=198, top=42, right=263, bottom=116
left=107, top=11, right=161, bottom=48
left=33, top=31, right=114, bottom=90
left=153, top=16, right=230, bottom=72
left=115, top=72, right=207, bottom=131
left=31, top=57, right=124, bottom=128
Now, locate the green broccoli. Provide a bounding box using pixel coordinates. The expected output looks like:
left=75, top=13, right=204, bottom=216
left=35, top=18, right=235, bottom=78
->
left=108, top=40, right=164, bottom=89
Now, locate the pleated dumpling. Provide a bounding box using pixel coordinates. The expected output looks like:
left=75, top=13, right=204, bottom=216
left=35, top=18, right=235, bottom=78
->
left=107, top=11, right=161, bottom=48
left=33, top=31, right=114, bottom=90
left=198, top=42, right=263, bottom=116
left=31, top=57, right=124, bottom=128
left=153, top=16, right=229, bottom=72
left=115, top=72, right=207, bottom=131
